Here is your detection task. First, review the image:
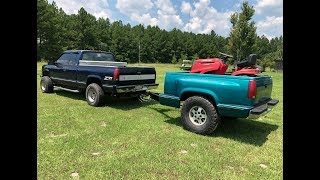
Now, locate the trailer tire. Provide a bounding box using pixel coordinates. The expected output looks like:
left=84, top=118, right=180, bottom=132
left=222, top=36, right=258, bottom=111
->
left=181, top=96, right=220, bottom=135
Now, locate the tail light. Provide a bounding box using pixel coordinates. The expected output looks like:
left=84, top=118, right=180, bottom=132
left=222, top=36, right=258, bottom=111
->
left=113, top=68, right=120, bottom=81
left=248, top=80, right=256, bottom=99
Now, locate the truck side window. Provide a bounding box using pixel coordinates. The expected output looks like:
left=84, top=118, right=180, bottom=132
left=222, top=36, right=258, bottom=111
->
left=57, top=53, right=79, bottom=65
left=82, top=52, right=115, bottom=61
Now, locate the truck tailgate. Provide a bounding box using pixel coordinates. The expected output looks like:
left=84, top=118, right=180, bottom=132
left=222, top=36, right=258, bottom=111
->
left=253, top=75, right=273, bottom=105
left=117, top=66, right=156, bottom=86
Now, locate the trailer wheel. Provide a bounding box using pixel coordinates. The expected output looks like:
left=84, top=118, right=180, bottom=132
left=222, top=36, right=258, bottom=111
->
left=40, top=76, right=54, bottom=93
left=181, top=96, right=220, bottom=135
left=85, top=83, right=104, bottom=106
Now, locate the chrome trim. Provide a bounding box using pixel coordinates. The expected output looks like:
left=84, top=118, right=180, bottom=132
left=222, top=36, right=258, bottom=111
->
left=102, top=83, right=158, bottom=93
left=79, top=60, right=127, bottom=67
left=116, top=84, right=158, bottom=93
left=51, top=77, right=77, bottom=83
left=119, top=74, right=156, bottom=81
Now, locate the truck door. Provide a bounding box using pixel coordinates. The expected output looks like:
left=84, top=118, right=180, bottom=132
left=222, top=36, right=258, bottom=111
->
left=52, top=52, right=79, bottom=88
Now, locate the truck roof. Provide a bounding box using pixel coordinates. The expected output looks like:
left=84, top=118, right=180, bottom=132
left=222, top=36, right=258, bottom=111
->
left=63, top=50, right=107, bottom=53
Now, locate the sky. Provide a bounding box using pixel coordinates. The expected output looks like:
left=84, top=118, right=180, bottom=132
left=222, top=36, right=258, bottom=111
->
left=48, top=0, right=283, bottom=39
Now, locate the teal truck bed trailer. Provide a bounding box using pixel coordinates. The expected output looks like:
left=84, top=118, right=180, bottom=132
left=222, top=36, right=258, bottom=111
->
left=149, top=72, right=279, bottom=135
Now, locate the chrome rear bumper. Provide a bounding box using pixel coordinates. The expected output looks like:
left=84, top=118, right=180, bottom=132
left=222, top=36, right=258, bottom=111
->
left=103, top=83, right=159, bottom=93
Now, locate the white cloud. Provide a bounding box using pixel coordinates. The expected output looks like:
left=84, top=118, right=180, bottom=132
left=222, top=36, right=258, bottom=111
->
left=183, top=0, right=233, bottom=36
left=116, top=0, right=153, bottom=15
left=49, top=0, right=112, bottom=19
left=116, top=0, right=158, bottom=26
left=257, top=16, right=283, bottom=39
left=184, top=17, right=202, bottom=32
left=131, top=13, right=159, bottom=26
left=156, top=12, right=184, bottom=30
left=155, top=0, right=176, bottom=15
left=93, top=11, right=110, bottom=19
left=254, top=0, right=283, bottom=39
left=181, top=1, right=192, bottom=14
left=49, top=0, right=282, bottom=38
left=255, top=0, right=282, bottom=16
left=155, top=0, right=183, bottom=29
left=255, top=0, right=282, bottom=9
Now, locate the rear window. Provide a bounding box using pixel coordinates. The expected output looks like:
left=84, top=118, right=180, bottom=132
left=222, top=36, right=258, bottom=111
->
left=81, top=52, right=115, bottom=61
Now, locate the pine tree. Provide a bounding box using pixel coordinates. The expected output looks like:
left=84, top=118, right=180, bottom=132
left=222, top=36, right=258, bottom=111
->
left=228, top=2, right=257, bottom=63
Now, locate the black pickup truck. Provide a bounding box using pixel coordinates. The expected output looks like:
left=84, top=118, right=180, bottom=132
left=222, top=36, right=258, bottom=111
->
left=40, top=50, right=158, bottom=106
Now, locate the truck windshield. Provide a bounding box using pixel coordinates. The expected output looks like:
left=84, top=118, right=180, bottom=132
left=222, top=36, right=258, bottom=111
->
left=81, top=52, right=115, bottom=61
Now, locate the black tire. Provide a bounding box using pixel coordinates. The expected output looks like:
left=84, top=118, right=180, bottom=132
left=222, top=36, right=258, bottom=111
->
left=40, top=76, right=54, bottom=93
left=85, top=83, right=104, bottom=106
left=181, top=96, right=220, bottom=135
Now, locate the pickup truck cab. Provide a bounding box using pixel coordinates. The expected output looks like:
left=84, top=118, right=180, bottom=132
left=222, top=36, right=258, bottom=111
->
left=40, top=50, right=158, bottom=106
left=150, top=72, right=279, bottom=135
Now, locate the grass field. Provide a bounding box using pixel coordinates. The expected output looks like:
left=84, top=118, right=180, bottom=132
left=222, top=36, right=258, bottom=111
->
left=37, top=62, right=283, bottom=179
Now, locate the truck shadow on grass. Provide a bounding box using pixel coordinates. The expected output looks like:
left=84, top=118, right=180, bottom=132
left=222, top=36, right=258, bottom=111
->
left=150, top=107, right=278, bottom=146
left=209, top=118, right=279, bottom=146
left=54, top=90, right=158, bottom=110
left=102, top=97, right=158, bottom=110
left=54, top=90, right=85, bottom=100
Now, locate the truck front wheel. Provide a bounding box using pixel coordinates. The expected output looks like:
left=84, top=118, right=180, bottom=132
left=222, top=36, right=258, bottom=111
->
left=40, top=76, right=54, bottom=93
left=85, top=83, right=104, bottom=106
left=181, top=96, right=220, bottom=135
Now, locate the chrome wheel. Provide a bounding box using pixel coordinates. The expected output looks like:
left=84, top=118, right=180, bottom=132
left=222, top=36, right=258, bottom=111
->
left=189, top=106, right=207, bottom=126
left=87, top=88, right=97, bottom=103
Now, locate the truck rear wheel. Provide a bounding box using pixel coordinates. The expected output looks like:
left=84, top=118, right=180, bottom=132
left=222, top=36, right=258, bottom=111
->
left=40, top=76, right=54, bottom=93
left=85, top=83, right=104, bottom=106
left=181, top=96, right=220, bottom=135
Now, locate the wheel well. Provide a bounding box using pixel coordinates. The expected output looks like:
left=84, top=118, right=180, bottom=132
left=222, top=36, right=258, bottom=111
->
left=86, top=77, right=102, bottom=87
left=180, top=92, right=217, bottom=107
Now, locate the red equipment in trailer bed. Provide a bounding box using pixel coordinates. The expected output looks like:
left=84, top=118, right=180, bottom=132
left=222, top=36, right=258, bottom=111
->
left=190, top=53, right=261, bottom=76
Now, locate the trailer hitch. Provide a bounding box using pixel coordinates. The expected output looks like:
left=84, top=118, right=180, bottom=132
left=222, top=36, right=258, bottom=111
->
left=138, top=92, right=160, bottom=102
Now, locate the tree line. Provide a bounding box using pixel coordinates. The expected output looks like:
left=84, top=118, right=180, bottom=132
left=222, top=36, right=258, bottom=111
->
left=37, top=0, right=282, bottom=69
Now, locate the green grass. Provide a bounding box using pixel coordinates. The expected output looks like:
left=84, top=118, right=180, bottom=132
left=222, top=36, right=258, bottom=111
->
left=37, top=62, right=283, bottom=179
